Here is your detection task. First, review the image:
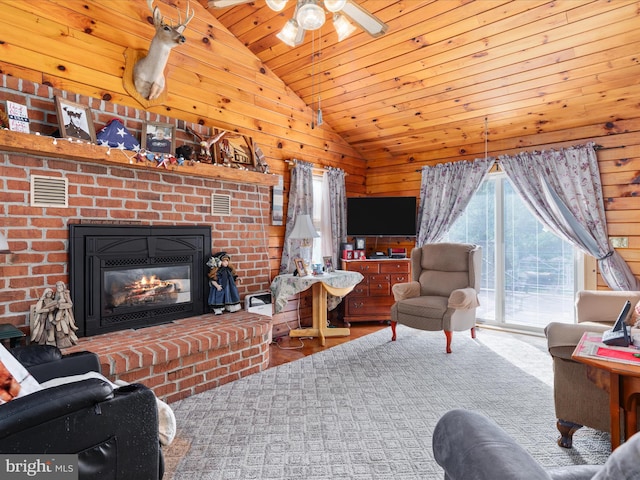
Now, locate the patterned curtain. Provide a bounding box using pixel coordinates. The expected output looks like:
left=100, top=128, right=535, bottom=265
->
left=417, top=158, right=495, bottom=246
left=321, top=168, right=347, bottom=269
left=279, top=160, right=314, bottom=274
left=499, top=143, right=640, bottom=291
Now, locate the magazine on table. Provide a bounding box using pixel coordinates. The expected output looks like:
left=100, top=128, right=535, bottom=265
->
left=573, top=331, right=640, bottom=366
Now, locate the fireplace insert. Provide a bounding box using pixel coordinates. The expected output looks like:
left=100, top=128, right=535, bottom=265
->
left=69, top=224, right=211, bottom=337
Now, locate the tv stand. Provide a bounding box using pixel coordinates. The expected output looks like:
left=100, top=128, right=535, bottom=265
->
left=341, top=258, right=411, bottom=325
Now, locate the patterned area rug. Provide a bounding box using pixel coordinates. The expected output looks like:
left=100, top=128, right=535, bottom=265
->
left=164, top=325, right=611, bottom=479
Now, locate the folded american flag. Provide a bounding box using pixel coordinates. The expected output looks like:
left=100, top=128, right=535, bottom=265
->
left=96, top=118, right=140, bottom=151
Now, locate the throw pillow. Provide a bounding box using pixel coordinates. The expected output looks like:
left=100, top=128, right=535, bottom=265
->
left=0, top=344, right=41, bottom=404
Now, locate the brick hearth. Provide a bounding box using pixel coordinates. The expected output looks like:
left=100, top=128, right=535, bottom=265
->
left=64, top=312, right=272, bottom=404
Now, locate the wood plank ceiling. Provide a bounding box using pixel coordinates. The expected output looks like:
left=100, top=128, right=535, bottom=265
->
left=204, top=0, right=640, bottom=164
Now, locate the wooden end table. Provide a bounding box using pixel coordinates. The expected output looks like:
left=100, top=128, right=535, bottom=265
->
left=572, top=332, right=640, bottom=449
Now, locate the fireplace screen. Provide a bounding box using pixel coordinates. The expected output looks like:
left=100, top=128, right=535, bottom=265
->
left=69, top=224, right=211, bottom=337
left=104, top=266, right=192, bottom=313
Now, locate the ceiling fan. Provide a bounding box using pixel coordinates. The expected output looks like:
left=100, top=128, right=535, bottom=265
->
left=208, top=0, right=388, bottom=46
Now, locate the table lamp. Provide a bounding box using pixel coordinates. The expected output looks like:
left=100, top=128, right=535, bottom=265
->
left=288, top=214, right=319, bottom=268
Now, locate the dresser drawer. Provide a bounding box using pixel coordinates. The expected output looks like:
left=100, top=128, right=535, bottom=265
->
left=390, top=273, right=410, bottom=285
left=369, top=281, right=391, bottom=296
left=351, top=284, right=369, bottom=296
left=345, top=261, right=380, bottom=274
left=380, top=261, right=411, bottom=273
left=346, top=296, right=395, bottom=316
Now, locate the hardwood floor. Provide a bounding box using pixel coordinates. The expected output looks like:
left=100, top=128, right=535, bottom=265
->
left=269, top=321, right=389, bottom=368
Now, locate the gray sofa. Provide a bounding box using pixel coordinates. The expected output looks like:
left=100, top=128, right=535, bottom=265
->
left=433, top=409, right=640, bottom=479
left=545, top=290, right=640, bottom=447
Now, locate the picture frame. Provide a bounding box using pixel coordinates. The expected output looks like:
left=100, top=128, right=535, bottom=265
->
left=55, top=97, right=96, bottom=143
left=215, top=130, right=255, bottom=168
left=294, top=257, right=308, bottom=277
left=323, top=256, right=334, bottom=273
left=142, top=121, right=176, bottom=154
left=354, top=237, right=366, bottom=250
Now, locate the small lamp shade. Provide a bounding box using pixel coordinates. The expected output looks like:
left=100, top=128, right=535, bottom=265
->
left=0, top=233, right=10, bottom=254
left=289, top=214, right=320, bottom=240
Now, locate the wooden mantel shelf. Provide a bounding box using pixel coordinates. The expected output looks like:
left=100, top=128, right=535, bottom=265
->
left=0, top=130, right=280, bottom=187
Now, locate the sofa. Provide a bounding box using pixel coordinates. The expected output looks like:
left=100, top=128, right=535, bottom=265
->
left=433, top=409, right=640, bottom=479
left=545, top=290, right=640, bottom=448
left=0, top=345, right=164, bottom=479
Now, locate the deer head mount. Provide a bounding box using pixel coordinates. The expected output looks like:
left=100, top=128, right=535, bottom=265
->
left=132, top=0, right=194, bottom=101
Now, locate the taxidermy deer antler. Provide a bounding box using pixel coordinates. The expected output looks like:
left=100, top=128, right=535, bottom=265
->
left=133, top=0, right=194, bottom=100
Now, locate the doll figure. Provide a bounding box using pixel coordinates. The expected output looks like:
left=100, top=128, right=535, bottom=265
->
left=207, top=252, right=241, bottom=315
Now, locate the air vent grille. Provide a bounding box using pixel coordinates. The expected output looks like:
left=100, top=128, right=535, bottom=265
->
left=211, top=194, right=231, bottom=216
left=31, top=175, right=68, bottom=207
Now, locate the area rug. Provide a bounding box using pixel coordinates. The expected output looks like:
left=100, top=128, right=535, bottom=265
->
left=164, top=325, right=611, bottom=479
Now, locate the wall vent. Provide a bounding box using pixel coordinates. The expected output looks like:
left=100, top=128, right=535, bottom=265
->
left=211, top=194, right=231, bottom=216
left=31, top=175, right=68, bottom=207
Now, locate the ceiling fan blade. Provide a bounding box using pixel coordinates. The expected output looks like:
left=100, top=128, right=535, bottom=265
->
left=208, top=0, right=253, bottom=8
left=340, top=1, right=388, bottom=37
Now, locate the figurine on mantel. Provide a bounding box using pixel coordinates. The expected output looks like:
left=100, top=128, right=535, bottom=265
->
left=207, top=252, right=241, bottom=315
left=30, top=281, right=79, bottom=349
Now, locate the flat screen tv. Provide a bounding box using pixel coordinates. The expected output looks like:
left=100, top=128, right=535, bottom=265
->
left=347, top=196, right=417, bottom=237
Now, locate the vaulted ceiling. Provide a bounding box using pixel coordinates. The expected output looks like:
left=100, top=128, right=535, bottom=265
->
left=204, top=0, right=640, bottom=163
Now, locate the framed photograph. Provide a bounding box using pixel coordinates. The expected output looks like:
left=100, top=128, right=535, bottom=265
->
left=142, top=122, right=175, bottom=154
left=323, top=256, right=334, bottom=273
left=354, top=237, right=366, bottom=250
left=55, top=97, right=96, bottom=142
left=294, top=257, right=308, bottom=277
left=215, top=131, right=254, bottom=167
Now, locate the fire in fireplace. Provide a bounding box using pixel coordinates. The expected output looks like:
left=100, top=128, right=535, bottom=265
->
left=69, top=224, right=211, bottom=337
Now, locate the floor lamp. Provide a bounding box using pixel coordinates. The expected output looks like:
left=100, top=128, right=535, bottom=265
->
left=288, top=214, right=319, bottom=271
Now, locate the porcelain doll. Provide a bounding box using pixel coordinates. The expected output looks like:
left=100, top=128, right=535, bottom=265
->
left=207, top=252, right=241, bottom=315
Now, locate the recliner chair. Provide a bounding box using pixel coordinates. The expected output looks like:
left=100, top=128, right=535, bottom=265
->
left=390, top=243, right=481, bottom=353
left=0, top=345, right=164, bottom=479
left=546, top=290, right=640, bottom=448
left=433, top=409, right=640, bottom=479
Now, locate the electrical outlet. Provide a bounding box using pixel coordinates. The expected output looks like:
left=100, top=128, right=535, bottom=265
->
left=610, top=237, right=629, bottom=248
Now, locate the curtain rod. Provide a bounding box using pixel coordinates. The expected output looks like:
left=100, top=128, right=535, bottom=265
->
left=285, top=159, right=347, bottom=175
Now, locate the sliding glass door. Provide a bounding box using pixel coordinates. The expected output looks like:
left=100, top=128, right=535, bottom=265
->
left=446, top=173, right=579, bottom=332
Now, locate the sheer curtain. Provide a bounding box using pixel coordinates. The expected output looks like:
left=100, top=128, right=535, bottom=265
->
left=279, top=160, right=314, bottom=273
left=417, top=158, right=495, bottom=246
left=321, top=168, right=347, bottom=269
left=499, top=143, right=640, bottom=291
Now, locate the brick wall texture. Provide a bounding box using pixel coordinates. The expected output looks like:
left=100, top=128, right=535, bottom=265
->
left=0, top=74, right=273, bottom=329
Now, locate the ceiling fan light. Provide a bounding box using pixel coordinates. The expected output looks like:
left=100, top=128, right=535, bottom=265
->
left=265, top=0, right=288, bottom=11
left=333, top=13, right=356, bottom=41
left=276, top=19, right=301, bottom=47
left=323, top=0, right=346, bottom=12
left=296, top=2, right=326, bottom=30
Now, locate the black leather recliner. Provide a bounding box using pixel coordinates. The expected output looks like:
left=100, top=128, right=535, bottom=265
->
left=0, top=345, right=164, bottom=480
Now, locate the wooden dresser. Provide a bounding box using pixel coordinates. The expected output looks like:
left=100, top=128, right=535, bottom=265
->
left=341, top=258, right=411, bottom=325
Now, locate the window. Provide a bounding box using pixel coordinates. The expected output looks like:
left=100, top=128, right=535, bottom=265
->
left=310, top=174, right=324, bottom=264
left=445, top=173, right=581, bottom=332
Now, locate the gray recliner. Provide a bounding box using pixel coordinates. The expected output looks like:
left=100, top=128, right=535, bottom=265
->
left=390, top=243, right=481, bottom=353
left=433, top=409, right=640, bottom=480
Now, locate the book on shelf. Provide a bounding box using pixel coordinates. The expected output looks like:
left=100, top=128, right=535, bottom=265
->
left=573, top=331, right=640, bottom=366
left=5, top=100, right=30, bottom=134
